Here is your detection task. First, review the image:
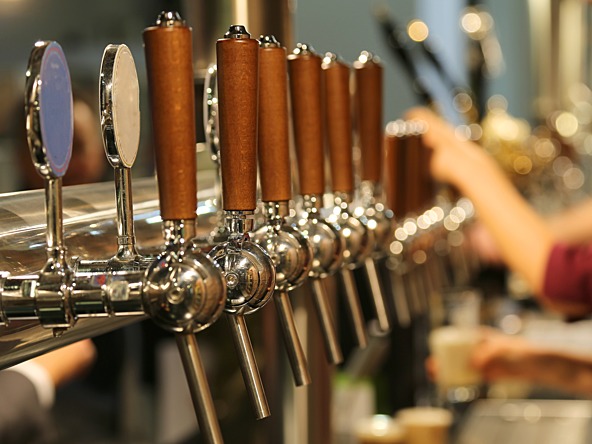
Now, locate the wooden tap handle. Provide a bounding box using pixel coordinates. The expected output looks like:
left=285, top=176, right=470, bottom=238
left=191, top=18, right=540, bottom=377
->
left=216, top=29, right=259, bottom=211
left=384, top=121, right=406, bottom=216
left=288, top=46, right=325, bottom=196
left=258, top=41, right=292, bottom=202
left=354, top=54, right=383, bottom=184
left=406, top=132, right=422, bottom=214
left=322, top=56, right=354, bottom=195
left=143, top=15, right=197, bottom=221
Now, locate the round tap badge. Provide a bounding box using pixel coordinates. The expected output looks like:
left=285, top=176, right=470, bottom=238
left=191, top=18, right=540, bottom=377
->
left=26, top=41, right=73, bottom=178
left=100, top=44, right=140, bottom=168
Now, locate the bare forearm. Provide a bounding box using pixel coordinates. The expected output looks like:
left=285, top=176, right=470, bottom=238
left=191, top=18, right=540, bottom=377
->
left=454, top=154, right=554, bottom=295
left=547, top=199, right=592, bottom=244
left=518, top=349, right=592, bottom=398
left=405, top=107, right=555, bottom=296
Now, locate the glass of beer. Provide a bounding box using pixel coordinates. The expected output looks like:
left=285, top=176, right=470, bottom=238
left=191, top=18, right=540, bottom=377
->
left=354, top=415, right=406, bottom=444
left=429, top=287, right=482, bottom=403
left=396, top=407, right=453, bottom=444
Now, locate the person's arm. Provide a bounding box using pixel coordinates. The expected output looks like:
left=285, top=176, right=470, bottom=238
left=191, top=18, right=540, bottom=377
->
left=472, top=330, right=592, bottom=398
left=30, top=338, right=96, bottom=388
left=465, top=197, right=592, bottom=266
left=547, top=199, right=592, bottom=244
left=405, top=107, right=554, bottom=296
left=0, top=340, right=96, bottom=443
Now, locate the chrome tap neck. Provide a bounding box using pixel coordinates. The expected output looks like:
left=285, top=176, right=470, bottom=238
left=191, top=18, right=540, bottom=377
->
left=163, top=219, right=196, bottom=248
left=225, top=210, right=254, bottom=235
left=302, top=194, right=323, bottom=215
left=114, top=167, right=139, bottom=261
left=262, top=201, right=289, bottom=228
left=42, top=177, right=68, bottom=274
left=333, top=192, right=352, bottom=210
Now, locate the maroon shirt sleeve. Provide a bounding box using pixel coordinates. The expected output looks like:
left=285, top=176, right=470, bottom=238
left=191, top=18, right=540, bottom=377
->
left=544, top=243, right=592, bottom=307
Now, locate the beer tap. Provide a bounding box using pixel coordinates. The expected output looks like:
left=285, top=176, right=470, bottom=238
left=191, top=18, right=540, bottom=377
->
left=321, top=52, right=370, bottom=349
left=2, top=41, right=150, bottom=328
left=251, top=35, right=313, bottom=387
left=383, top=120, right=413, bottom=325
left=207, top=25, right=276, bottom=420
left=0, top=30, right=228, bottom=444
left=75, top=44, right=146, bottom=274
left=19, top=41, right=76, bottom=332
left=99, top=44, right=143, bottom=265
left=288, top=43, right=344, bottom=365
left=353, top=51, right=393, bottom=333
left=143, top=12, right=227, bottom=443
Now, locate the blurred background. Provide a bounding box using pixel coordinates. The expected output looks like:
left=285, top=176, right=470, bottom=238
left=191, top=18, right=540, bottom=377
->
left=0, top=0, right=535, bottom=191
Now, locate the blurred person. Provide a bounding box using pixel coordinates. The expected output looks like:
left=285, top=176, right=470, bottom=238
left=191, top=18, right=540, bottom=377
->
left=471, top=328, right=592, bottom=397
left=0, top=340, right=96, bottom=444
left=426, top=328, right=592, bottom=398
left=406, top=107, right=592, bottom=317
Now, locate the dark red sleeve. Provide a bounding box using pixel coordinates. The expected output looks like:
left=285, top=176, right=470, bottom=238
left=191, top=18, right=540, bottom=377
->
left=544, top=243, right=592, bottom=307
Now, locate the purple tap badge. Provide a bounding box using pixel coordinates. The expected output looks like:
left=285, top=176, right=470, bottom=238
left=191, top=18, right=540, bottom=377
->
left=37, top=42, right=73, bottom=178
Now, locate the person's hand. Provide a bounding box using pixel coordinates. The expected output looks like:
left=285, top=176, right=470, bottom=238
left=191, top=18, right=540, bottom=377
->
left=404, top=107, right=494, bottom=189
left=426, top=328, right=532, bottom=383
left=470, top=328, right=531, bottom=381
left=32, top=339, right=97, bottom=387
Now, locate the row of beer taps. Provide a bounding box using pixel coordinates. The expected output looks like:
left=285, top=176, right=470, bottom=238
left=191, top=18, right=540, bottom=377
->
left=0, top=10, right=479, bottom=444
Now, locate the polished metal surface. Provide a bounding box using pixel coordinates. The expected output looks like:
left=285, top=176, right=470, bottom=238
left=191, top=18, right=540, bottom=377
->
left=144, top=245, right=226, bottom=334
left=253, top=202, right=312, bottom=292
left=296, top=195, right=343, bottom=279
left=258, top=34, right=280, bottom=48
left=208, top=211, right=276, bottom=419
left=42, top=177, right=68, bottom=275
left=327, top=193, right=372, bottom=269
left=353, top=50, right=381, bottom=67
left=340, top=268, right=368, bottom=349
left=99, top=43, right=141, bottom=264
left=0, top=172, right=218, bottom=368
left=384, top=258, right=411, bottom=328
left=163, top=219, right=197, bottom=249
left=321, top=51, right=339, bottom=67
left=325, top=193, right=371, bottom=347
left=356, top=181, right=394, bottom=258
left=113, top=168, right=140, bottom=262
left=363, top=257, right=391, bottom=332
left=355, top=183, right=395, bottom=333
left=292, top=42, right=316, bottom=57
left=2, top=268, right=146, bottom=321
left=208, top=235, right=274, bottom=315
left=23, top=41, right=75, bottom=330
left=176, top=333, right=224, bottom=444
left=71, top=269, right=145, bottom=318
left=223, top=210, right=255, bottom=237
left=227, top=314, right=270, bottom=419
left=294, top=194, right=344, bottom=364
left=274, top=290, right=311, bottom=386
left=156, top=10, right=184, bottom=27
left=225, top=24, right=250, bottom=39
left=252, top=201, right=313, bottom=386
left=310, top=278, right=343, bottom=365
